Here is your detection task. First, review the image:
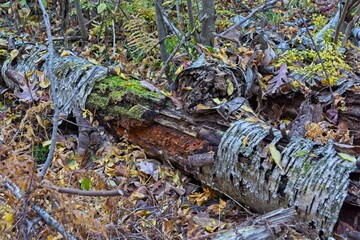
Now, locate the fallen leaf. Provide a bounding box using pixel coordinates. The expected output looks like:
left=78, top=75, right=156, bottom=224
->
left=338, top=152, right=356, bottom=162
left=14, top=81, right=39, bottom=102
left=266, top=63, right=289, bottom=94
left=269, top=144, right=284, bottom=171
left=137, top=161, right=159, bottom=181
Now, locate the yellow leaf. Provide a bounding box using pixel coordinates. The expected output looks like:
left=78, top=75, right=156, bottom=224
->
left=120, top=73, right=127, bottom=79
left=226, top=79, right=234, bottom=96
left=245, top=116, right=263, bottom=123
left=218, top=48, right=229, bottom=63
left=10, top=49, right=19, bottom=61
left=196, top=104, right=211, bottom=110
left=160, top=90, right=172, bottom=97
left=219, top=198, right=226, bottom=209
left=36, top=70, right=50, bottom=88
left=269, top=144, right=283, bottom=171
left=172, top=171, right=181, bottom=185
left=26, top=71, right=33, bottom=78
left=60, top=51, right=70, bottom=57
left=175, top=65, right=184, bottom=75
left=205, top=226, right=215, bottom=232
left=136, top=210, right=151, bottom=216
left=104, top=165, right=115, bottom=176
left=240, top=104, right=256, bottom=115
left=242, top=135, right=249, bottom=147
left=36, top=115, right=46, bottom=129
left=182, top=86, right=193, bottom=91
left=42, top=140, right=52, bottom=147
left=130, top=192, right=147, bottom=201
left=2, top=213, right=14, bottom=229
left=338, top=152, right=356, bottom=162
left=212, top=98, right=222, bottom=105
left=115, top=65, right=121, bottom=75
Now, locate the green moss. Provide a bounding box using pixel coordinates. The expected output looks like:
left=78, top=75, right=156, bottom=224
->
left=87, top=93, right=109, bottom=109
left=303, top=160, right=311, bottom=173
left=88, top=76, right=162, bottom=119
left=103, top=76, right=161, bottom=100
left=111, top=105, right=147, bottom=120
left=216, top=130, right=225, bottom=137
left=109, top=91, right=126, bottom=103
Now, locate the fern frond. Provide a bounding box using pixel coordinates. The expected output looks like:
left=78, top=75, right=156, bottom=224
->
left=123, top=14, right=159, bottom=61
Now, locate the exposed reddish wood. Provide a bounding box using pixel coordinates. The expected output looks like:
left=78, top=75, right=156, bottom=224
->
left=114, top=118, right=215, bottom=164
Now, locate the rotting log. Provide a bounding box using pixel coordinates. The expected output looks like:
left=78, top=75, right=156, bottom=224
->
left=86, top=62, right=358, bottom=237
left=1, top=42, right=359, bottom=237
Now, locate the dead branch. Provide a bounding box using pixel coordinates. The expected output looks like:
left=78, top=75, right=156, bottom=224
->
left=43, top=183, right=124, bottom=197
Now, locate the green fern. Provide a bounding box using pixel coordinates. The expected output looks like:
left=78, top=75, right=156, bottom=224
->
left=123, top=14, right=159, bottom=62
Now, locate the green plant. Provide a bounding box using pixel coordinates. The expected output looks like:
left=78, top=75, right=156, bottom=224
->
left=32, top=145, right=49, bottom=164
left=276, top=15, right=351, bottom=87
left=123, top=14, right=159, bottom=61
left=264, top=9, right=283, bottom=25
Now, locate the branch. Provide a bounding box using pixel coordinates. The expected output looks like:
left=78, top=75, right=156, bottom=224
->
left=43, top=183, right=124, bottom=197
left=37, top=0, right=60, bottom=179
left=0, top=175, right=76, bottom=239
left=153, top=0, right=181, bottom=37
left=297, top=11, right=334, bottom=108
left=219, top=0, right=277, bottom=37
left=334, top=0, right=350, bottom=45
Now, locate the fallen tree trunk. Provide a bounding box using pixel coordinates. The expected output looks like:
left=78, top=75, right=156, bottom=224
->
left=1, top=41, right=358, bottom=237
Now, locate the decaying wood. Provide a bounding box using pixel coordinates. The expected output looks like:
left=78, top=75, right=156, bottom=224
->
left=215, top=207, right=297, bottom=240
left=1, top=41, right=359, bottom=237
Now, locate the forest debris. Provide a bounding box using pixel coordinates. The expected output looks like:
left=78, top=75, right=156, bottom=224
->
left=215, top=208, right=297, bottom=240
left=0, top=175, right=76, bottom=240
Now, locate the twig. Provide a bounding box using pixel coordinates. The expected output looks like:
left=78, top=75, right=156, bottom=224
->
left=37, top=0, right=60, bottom=179
left=348, top=0, right=360, bottom=13
left=297, top=11, right=334, bottom=108
left=43, top=184, right=123, bottom=197
left=112, top=0, right=120, bottom=55
left=187, top=0, right=200, bottom=43
left=334, top=0, right=350, bottom=45
left=46, top=36, right=83, bottom=41
left=154, top=34, right=188, bottom=84
left=1, top=175, right=76, bottom=239
left=19, top=159, right=36, bottom=237
left=219, top=0, right=277, bottom=36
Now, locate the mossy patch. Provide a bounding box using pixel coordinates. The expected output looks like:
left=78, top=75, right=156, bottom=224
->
left=87, top=93, right=109, bottom=110
left=112, top=105, right=148, bottom=120
left=87, top=76, right=162, bottom=119
left=100, top=76, right=161, bottom=100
